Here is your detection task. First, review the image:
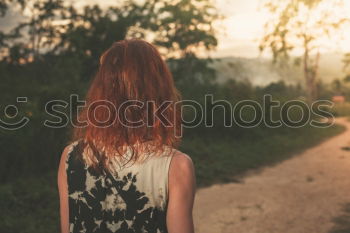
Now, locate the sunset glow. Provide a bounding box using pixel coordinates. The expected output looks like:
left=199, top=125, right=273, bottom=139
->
left=70, top=0, right=350, bottom=58
left=212, top=0, right=350, bottom=58
left=2, top=0, right=350, bottom=58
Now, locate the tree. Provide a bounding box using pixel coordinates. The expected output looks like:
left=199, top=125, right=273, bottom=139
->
left=0, top=0, right=152, bottom=71
left=343, top=53, right=350, bottom=72
left=0, top=0, right=25, bottom=17
left=143, top=0, right=219, bottom=58
left=260, top=0, right=349, bottom=101
left=0, top=0, right=69, bottom=63
left=0, top=0, right=10, bottom=17
left=55, top=2, right=149, bottom=80
left=0, top=0, right=221, bottom=88
left=142, top=0, right=221, bottom=88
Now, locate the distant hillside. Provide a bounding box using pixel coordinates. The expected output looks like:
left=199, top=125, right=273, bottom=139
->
left=210, top=53, right=346, bottom=87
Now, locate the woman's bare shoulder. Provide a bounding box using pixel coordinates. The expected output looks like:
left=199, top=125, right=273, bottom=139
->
left=171, top=150, right=194, bottom=170
left=169, top=149, right=195, bottom=186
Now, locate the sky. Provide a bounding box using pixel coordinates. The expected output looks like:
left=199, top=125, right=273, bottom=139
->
left=1, top=0, right=350, bottom=58
left=209, top=0, right=268, bottom=58
left=204, top=0, right=350, bottom=58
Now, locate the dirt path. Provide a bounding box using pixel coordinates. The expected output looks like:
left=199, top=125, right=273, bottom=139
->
left=194, top=118, right=350, bottom=233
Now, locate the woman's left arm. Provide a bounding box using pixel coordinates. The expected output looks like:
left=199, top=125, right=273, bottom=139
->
left=57, top=146, right=70, bottom=233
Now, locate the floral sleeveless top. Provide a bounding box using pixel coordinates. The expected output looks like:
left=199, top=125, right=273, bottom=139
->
left=65, top=140, right=175, bottom=233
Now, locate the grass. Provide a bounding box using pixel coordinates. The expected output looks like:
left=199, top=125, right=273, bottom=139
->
left=181, top=123, right=345, bottom=187
left=331, top=102, right=350, bottom=117
left=0, top=173, right=59, bottom=233
left=0, top=123, right=345, bottom=233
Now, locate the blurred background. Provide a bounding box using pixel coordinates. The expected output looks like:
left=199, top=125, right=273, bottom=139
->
left=1, top=0, right=350, bottom=232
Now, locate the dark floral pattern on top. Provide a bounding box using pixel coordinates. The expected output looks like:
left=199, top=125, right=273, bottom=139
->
left=66, top=142, right=168, bottom=233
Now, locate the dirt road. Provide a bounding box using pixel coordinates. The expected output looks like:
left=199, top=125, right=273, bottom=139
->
left=194, top=118, right=350, bottom=233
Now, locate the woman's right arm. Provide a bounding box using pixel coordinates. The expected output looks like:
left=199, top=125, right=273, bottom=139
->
left=167, top=152, right=196, bottom=233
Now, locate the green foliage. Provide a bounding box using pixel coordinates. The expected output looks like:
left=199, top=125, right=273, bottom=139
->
left=144, top=0, right=220, bottom=57
left=182, top=123, right=344, bottom=186
left=143, top=0, right=222, bottom=87
left=317, top=77, right=350, bottom=101
left=0, top=173, right=59, bottom=233
left=330, top=103, right=350, bottom=117
left=169, top=54, right=217, bottom=94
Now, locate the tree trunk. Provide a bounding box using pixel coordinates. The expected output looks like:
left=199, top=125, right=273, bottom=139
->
left=303, top=38, right=319, bottom=103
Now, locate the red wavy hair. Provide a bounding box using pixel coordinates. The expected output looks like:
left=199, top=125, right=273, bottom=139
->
left=73, top=39, right=181, bottom=169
